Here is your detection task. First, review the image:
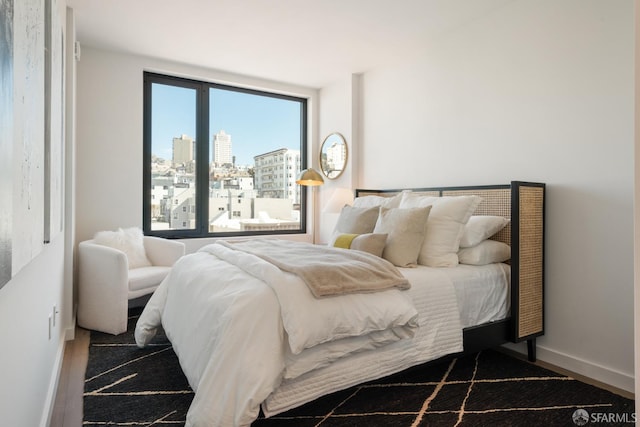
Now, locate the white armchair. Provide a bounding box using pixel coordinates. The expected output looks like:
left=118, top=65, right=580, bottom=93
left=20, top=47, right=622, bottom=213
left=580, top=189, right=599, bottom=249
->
left=77, top=236, right=185, bottom=335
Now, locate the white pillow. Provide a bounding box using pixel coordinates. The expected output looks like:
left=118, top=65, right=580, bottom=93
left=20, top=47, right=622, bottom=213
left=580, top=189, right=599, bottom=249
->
left=93, top=227, right=152, bottom=269
left=459, top=216, right=510, bottom=248
left=353, top=192, right=402, bottom=209
left=458, top=240, right=511, bottom=265
left=373, top=206, right=431, bottom=267
left=399, top=194, right=482, bottom=267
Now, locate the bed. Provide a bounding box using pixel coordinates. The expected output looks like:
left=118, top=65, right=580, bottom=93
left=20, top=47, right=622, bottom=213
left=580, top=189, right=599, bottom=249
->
left=134, top=181, right=545, bottom=426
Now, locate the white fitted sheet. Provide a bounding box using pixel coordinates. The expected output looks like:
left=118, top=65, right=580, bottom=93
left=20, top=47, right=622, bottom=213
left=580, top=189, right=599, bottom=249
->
left=449, top=263, right=510, bottom=327
left=409, top=263, right=511, bottom=328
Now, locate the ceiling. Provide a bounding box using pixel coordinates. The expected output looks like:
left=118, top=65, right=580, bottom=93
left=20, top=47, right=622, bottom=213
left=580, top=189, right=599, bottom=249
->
left=66, top=0, right=513, bottom=88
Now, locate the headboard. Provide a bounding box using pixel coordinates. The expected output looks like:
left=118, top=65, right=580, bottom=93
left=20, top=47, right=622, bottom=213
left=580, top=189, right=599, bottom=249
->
left=355, top=181, right=546, bottom=346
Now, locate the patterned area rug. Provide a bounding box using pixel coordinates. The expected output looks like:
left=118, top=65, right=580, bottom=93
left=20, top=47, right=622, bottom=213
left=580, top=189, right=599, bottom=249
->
left=84, top=310, right=634, bottom=426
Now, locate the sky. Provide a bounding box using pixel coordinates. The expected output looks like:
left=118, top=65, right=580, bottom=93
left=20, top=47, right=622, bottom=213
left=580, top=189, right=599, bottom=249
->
left=151, top=83, right=303, bottom=167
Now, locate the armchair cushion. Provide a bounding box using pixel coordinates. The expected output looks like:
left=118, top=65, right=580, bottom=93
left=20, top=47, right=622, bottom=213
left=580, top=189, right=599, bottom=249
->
left=128, top=266, right=172, bottom=297
left=93, top=227, right=152, bottom=269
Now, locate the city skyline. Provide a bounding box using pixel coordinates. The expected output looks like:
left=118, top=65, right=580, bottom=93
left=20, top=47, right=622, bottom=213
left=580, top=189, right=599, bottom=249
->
left=151, top=83, right=303, bottom=167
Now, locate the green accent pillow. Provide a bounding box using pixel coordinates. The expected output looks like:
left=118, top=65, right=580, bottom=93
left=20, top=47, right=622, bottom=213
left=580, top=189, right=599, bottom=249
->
left=333, top=233, right=358, bottom=249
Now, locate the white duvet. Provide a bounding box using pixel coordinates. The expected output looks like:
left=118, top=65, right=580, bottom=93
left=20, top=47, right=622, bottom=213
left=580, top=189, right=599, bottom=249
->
left=263, top=264, right=464, bottom=416
left=135, top=241, right=419, bottom=426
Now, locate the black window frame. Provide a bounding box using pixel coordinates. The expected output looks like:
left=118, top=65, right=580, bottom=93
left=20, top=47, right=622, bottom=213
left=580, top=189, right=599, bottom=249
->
left=143, top=72, right=309, bottom=239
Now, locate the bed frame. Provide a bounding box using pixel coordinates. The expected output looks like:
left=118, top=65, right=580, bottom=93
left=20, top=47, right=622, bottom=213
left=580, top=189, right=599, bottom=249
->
left=355, top=181, right=546, bottom=361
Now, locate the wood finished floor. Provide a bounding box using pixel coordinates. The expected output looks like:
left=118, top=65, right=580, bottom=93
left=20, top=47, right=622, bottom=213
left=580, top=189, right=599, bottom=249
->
left=50, top=329, right=633, bottom=426
left=50, top=328, right=89, bottom=427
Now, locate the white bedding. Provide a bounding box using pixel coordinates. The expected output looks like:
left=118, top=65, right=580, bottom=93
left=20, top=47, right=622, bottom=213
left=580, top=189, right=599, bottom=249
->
left=135, top=242, right=421, bottom=426
left=135, top=241, right=508, bottom=426
left=199, top=242, right=418, bottom=353
left=403, top=263, right=510, bottom=329
left=262, top=264, right=464, bottom=416
left=262, top=263, right=510, bottom=417
left=446, top=263, right=511, bottom=328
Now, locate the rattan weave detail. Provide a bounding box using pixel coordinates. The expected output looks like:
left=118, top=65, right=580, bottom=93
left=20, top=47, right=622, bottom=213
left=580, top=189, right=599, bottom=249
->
left=443, top=188, right=511, bottom=246
left=356, top=190, right=440, bottom=198
left=355, top=191, right=400, bottom=198
left=517, top=186, right=544, bottom=338
left=406, top=191, right=441, bottom=197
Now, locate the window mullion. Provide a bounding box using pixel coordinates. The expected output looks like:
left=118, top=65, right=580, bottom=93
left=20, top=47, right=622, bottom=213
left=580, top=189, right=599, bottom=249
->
left=197, top=84, right=210, bottom=236
left=142, top=76, right=153, bottom=234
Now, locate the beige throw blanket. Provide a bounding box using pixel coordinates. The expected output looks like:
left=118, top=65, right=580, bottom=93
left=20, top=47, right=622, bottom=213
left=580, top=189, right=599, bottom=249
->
left=218, top=240, right=410, bottom=298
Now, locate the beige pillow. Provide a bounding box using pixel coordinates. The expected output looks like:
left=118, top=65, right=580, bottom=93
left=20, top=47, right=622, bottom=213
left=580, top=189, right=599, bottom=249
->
left=330, top=233, right=388, bottom=257
left=332, top=205, right=380, bottom=235
left=373, top=206, right=431, bottom=267
left=399, top=194, right=482, bottom=267
left=460, top=216, right=510, bottom=248
left=458, top=240, right=511, bottom=265
left=93, top=227, right=152, bottom=269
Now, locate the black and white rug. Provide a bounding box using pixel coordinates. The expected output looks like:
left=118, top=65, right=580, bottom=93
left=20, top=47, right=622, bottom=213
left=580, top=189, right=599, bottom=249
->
left=84, top=311, right=634, bottom=426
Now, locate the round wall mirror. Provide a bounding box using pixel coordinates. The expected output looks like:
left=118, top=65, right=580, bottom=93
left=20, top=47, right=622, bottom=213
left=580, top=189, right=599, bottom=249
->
left=319, top=133, right=348, bottom=179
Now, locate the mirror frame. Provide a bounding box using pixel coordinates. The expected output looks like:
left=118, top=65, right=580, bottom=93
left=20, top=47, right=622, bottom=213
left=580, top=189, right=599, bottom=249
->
left=319, top=133, right=348, bottom=180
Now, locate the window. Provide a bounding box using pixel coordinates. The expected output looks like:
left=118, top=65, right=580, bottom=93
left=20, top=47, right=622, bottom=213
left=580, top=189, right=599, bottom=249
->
left=143, top=72, right=308, bottom=238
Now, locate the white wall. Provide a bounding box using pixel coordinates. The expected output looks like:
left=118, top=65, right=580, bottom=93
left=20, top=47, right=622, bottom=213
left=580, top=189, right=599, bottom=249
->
left=75, top=48, right=318, bottom=248
left=0, top=237, right=67, bottom=427
left=350, top=0, right=633, bottom=391
left=317, top=75, right=360, bottom=243
left=0, top=3, right=74, bottom=427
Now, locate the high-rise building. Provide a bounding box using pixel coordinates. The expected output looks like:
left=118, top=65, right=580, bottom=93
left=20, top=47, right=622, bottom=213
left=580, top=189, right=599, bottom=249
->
left=172, top=134, right=194, bottom=165
left=212, top=130, right=232, bottom=167
left=253, top=148, right=301, bottom=203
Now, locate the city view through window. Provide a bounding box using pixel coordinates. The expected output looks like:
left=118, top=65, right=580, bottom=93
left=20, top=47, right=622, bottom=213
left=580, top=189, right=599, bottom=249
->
left=146, top=75, right=307, bottom=236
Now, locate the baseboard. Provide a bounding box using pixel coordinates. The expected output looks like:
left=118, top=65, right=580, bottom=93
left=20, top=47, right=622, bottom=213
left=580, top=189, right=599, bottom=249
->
left=65, top=325, right=76, bottom=341
left=66, top=304, right=78, bottom=341
left=503, top=342, right=634, bottom=395
left=40, top=332, right=68, bottom=427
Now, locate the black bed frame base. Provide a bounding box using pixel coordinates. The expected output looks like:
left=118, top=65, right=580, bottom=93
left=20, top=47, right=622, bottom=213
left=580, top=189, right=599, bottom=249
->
left=396, top=323, right=538, bottom=383
left=462, top=320, right=537, bottom=362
